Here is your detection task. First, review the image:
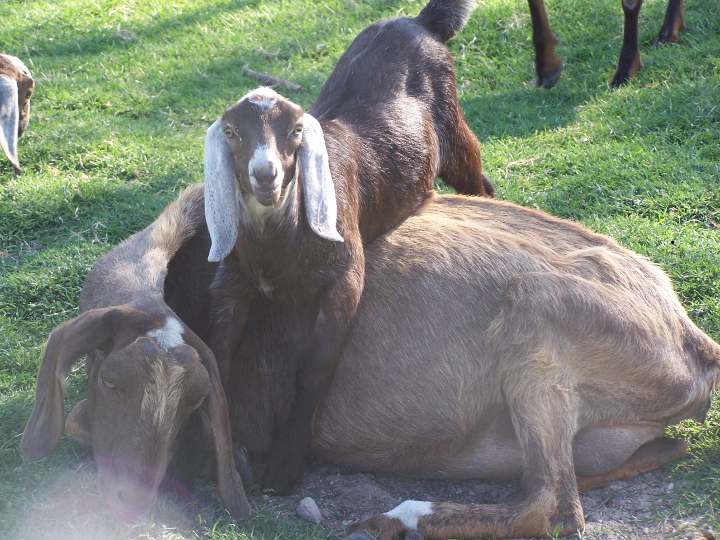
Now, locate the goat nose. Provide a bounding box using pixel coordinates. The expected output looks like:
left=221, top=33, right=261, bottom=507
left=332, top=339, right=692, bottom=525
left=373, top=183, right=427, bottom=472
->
left=252, top=161, right=279, bottom=185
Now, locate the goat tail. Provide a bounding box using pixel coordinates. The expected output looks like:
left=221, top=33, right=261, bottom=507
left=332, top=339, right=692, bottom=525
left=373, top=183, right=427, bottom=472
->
left=416, top=0, right=476, bottom=42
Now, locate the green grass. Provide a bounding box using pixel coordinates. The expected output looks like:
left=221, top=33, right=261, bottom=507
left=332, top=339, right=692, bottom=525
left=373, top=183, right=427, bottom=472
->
left=1, top=0, right=718, bottom=537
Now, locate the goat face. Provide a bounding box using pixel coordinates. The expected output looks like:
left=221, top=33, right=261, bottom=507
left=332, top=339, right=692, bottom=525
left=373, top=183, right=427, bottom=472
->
left=85, top=338, right=210, bottom=518
left=20, top=307, right=214, bottom=519
left=0, top=54, right=34, bottom=172
left=220, top=87, right=304, bottom=208
left=204, top=87, right=342, bottom=262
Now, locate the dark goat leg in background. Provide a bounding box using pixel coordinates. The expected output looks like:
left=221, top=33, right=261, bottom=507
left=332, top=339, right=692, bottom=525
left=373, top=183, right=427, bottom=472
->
left=611, top=0, right=644, bottom=87
left=528, top=0, right=564, bottom=89
left=657, top=0, right=685, bottom=43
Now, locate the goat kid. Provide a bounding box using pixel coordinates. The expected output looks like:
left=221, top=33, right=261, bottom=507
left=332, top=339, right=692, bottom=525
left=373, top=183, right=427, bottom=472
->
left=20, top=186, right=252, bottom=522
left=0, top=53, right=34, bottom=173
left=528, top=0, right=686, bottom=88
left=204, top=0, right=491, bottom=493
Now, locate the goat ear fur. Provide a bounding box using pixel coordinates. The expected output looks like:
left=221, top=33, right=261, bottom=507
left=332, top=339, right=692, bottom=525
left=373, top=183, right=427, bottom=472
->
left=181, top=331, right=252, bottom=521
left=0, top=74, right=20, bottom=172
left=204, top=119, right=240, bottom=262
left=65, top=399, right=91, bottom=445
left=20, top=306, right=145, bottom=461
left=298, top=113, right=343, bottom=243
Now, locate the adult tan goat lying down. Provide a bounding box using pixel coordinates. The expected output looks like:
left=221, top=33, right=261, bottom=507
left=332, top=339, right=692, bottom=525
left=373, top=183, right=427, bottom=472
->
left=21, top=184, right=719, bottom=539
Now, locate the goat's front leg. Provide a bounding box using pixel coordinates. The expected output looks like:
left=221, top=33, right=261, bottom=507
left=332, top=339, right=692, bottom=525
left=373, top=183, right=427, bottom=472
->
left=528, top=0, right=564, bottom=89
left=262, top=253, right=365, bottom=494
left=656, top=0, right=684, bottom=44
left=611, top=0, right=644, bottom=87
left=207, top=255, right=254, bottom=384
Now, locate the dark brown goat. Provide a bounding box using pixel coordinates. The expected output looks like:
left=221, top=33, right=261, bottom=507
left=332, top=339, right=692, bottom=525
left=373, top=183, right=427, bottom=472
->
left=204, top=0, right=491, bottom=494
left=528, top=0, right=686, bottom=88
left=0, top=53, right=34, bottom=172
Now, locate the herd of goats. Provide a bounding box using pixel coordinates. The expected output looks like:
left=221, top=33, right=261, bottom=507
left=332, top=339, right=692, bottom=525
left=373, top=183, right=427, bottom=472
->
left=2, top=0, right=715, bottom=538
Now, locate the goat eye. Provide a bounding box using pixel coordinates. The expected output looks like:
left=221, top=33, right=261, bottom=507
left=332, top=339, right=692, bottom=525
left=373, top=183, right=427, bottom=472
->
left=101, top=376, right=116, bottom=390
left=291, top=125, right=303, bottom=137
left=224, top=127, right=235, bottom=138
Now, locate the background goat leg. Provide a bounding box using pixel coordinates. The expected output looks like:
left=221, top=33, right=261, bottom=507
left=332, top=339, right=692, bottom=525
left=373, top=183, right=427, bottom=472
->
left=656, top=0, right=685, bottom=43
left=527, top=0, right=564, bottom=89
left=611, top=0, right=645, bottom=87
left=262, top=259, right=364, bottom=494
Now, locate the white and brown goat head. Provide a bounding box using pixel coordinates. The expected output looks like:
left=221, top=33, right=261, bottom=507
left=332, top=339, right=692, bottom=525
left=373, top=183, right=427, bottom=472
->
left=20, top=302, right=251, bottom=521
left=0, top=53, right=34, bottom=173
left=203, top=86, right=342, bottom=262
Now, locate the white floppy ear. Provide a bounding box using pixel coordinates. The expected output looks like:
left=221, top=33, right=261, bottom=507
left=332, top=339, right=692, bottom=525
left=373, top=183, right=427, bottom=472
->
left=298, top=113, right=343, bottom=243
left=204, top=119, right=240, bottom=262
left=0, top=74, right=20, bottom=172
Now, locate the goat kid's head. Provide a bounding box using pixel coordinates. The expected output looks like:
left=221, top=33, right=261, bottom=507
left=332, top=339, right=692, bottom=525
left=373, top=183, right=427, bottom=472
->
left=20, top=305, right=251, bottom=521
left=204, top=87, right=343, bottom=262
left=0, top=54, right=34, bottom=173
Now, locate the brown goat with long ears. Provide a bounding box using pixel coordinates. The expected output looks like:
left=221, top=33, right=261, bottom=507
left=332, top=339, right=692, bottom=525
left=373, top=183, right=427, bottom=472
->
left=21, top=184, right=720, bottom=536
left=0, top=53, right=34, bottom=173
left=20, top=186, right=251, bottom=521
left=203, top=0, right=492, bottom=493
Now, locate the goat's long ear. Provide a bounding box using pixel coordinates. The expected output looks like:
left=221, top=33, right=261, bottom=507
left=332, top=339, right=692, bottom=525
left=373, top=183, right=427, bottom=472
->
left=0, top=74, right=20, bottom=172
left=183, top=332, right=252, bottom=521
left=298, top=113, right=343, bottom=243
left=204, top=119, right=240, bottom=262
left=21, top=306, right=139, bottom=461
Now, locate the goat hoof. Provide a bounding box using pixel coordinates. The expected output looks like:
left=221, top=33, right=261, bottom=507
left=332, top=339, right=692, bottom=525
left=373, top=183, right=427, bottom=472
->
left=261, top=451, right=304, bottom=495
left=610, top=55, right=643, bottom=88
left=536, top=64, right=564, bottom=89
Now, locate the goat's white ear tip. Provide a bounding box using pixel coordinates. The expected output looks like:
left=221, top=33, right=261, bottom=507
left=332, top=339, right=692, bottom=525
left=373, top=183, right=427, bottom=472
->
left=207, top=247, right=224, bottom=263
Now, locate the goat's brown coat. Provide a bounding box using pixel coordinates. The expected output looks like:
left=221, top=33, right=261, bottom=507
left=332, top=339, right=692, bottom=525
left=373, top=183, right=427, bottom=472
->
left=206, top=0, right=491, bottom=493
left=22, top=184, right=719, bottom=538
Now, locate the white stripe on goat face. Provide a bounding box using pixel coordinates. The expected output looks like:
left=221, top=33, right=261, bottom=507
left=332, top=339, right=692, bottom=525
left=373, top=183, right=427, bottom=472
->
left=142, top=317, right=186, bottom=430
left=147, top=317, right=184, bottom=350
left=248, top=145, right=284, bottom=190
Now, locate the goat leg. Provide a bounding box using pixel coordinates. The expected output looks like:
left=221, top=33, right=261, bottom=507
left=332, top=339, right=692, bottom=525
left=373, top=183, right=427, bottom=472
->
left=656, top=0, right=685, bottom=44
left=527, top=0, right=564, bottom=89
left=346, top=344, right=584, bottom=539
left=262, top=258, right=364, bottom=494
left=611, top=0, right=645, bottom=87
left=207, top=255, right=254, bottom=383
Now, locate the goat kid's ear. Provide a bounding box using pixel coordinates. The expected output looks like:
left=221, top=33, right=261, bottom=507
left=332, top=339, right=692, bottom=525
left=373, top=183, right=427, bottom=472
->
left=204, top=119, right=240, bottom=262
left=298, top=113, right=343, bottom=243
left=21, top=306, right=143, bottom=461
left=182, top=331, right=252, bottom=521
left=0, top=74, right=20, bottom=172
left=65, top=399, right=91, bottom=445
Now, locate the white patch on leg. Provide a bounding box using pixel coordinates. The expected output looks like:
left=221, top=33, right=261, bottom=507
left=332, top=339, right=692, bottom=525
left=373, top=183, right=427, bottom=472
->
left=147, top=316, right=184, bottom=350
left=384, top=500, right=433, bottom=530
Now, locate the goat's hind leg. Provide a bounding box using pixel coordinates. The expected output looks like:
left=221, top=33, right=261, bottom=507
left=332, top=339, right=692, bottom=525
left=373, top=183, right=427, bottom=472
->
left=577, top=436, right=688, bottom=491
left=528, top=0, right=564, bottom=89
left=611, top=0, right=644, bottom=87
left=656, top=0, right=685, bottom=44
left=440, top=118, right=494, bottom=198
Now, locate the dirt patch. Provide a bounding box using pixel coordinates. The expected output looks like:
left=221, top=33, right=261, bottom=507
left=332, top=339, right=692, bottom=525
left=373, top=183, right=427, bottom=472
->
left=264, top=465, right=717, bottom=539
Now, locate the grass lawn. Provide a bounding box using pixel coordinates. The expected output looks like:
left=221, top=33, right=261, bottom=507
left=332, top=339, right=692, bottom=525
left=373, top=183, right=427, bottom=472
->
left=0, top=0, right=718, bottom=537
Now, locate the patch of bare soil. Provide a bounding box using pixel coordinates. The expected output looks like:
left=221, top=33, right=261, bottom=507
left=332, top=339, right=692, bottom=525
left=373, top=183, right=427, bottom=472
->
left=265, top=465, right=717, bottom=539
